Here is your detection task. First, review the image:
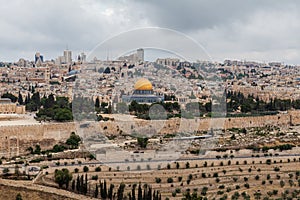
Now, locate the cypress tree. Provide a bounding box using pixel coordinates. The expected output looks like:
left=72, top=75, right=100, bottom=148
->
left=132, top=184, right=136, bottom=200
left=117, top=183, right=125, bottom=200
left=100, top=180, right=104, bottom=198
left=71, top=180, right=75, bottom=191
left=80, top=175, right=84, bottom=194
left=138, top=184, right=142, bottom=200
left=143, top=185, right=147, bottom=200
left=18, top=91, right=23, bottom=105
left=108, top=183, right=114, bottom=200
left=103, top=179, right=108, bottom=198
left=95, top=97, right=100, bottom=108
left=147, top=187, right=152, bottom=200
left=84, top=173, right=88, bottom=194
left=94, top=184, right=99, bottom=198
left=76, top=175, right=80, bottom=193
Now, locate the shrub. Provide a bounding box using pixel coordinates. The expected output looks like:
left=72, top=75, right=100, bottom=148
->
left=276, top=175, right=280, bottom=180
left=167, top=163, right=171, bottom=169
left=185, top=162, right=190, bottom=169
left=274, top=167, right=280, bottom=172
left=217, top=190, right=224, bottom=195
left=83, top=166, right=89, bottom=172
left=219, top=185, right=225, bottom=189
left=167, top=177, right=173, bottom=183
left=201, top=187, right=208, bottom=196
left=155, top=177, right=161, bottom=183
left=280, top=180, right=285, bottom=187
left=95, top=167, right=101, bottom=172
left=172, top=191, right=176, bottom=197
left=226, top=187, right=231, bottom=193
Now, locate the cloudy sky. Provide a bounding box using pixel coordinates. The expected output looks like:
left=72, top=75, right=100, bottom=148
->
left=1, top=0, right=300, bottom=64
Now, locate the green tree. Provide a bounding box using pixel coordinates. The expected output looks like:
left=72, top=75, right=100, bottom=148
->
left=186, top=162, right=190, bottom=169
left=137, top=137, right=148, bottom=148
left=44, top=94, right=55, bottom=109
left=54, top=168, right=72, bottom=189
left=138, top=184, right=142, bottom=200
left=2, top=167, right=9, bottom=174
left=56, top=96, right=69, bottom=108
left=95, top=97, right=100, bottom=108
left=1, top=92, right=17, bottom=102
left=94, top=184, right=99, bottom=198
left=54, top=108, right=73, bottom=122
left=34, top=145, right=41, bottom=154
left=16, top=193, right=22, bottom=200
left=26, top=146, right=34, bottom=154
left=18, top=92, right=23, bottom=105
left=66, top=132, right=81, bottom=148
left=83, top=166, right=89, bottom=172
left=117, top=182, right=125, bottom=200
left=31, top=92, right=41, bottom=110
left=167, top=177, right=173, bottom=183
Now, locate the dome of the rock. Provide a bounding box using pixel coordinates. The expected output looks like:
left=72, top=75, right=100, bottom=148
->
left=134, top=78, right=153, bottom=91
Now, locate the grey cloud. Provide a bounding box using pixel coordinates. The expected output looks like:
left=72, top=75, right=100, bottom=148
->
left=0, top=0, right=300, bottom=64
left=130, top=0, right=293, bottom=31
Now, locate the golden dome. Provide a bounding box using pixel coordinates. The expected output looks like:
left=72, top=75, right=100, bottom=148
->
left=134, top=78, right=153, bottom=90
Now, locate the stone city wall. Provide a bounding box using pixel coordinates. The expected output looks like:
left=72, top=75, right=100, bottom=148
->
left=0, top=123, right=76, bottom=158
left=0, top=110, right=299, bottom=158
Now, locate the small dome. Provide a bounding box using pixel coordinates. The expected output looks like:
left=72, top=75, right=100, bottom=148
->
left=134, top=78, right=153, bottom=90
